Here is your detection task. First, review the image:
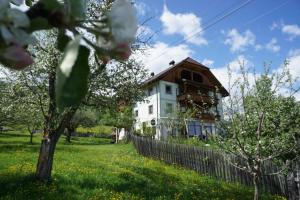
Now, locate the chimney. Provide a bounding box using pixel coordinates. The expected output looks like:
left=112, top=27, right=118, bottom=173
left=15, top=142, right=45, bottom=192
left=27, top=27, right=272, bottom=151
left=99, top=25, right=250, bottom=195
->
left=169, top=60, right=175, bottom=66
left=150, top=72, right=155, bottom=77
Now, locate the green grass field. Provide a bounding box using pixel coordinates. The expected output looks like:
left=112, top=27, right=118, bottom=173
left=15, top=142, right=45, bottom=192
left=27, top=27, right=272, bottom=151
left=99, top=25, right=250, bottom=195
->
left=0, top=131, right=284, bottom=200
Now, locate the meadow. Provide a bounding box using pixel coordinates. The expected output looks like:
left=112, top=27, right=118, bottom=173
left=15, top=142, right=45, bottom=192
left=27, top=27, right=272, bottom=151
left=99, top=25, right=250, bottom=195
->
left=0, top=131, right=284, bottom=200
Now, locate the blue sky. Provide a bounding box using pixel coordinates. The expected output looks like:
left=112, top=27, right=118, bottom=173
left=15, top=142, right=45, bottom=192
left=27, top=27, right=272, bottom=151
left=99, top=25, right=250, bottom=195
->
left=133, top=0, right=300, bottom=98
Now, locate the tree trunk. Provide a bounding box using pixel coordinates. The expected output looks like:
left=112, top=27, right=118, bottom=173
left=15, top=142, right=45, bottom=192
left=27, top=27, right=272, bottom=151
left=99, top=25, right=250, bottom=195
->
left=66, top=131, right=71, bottom=143
left=65, top=128, right=72, bottom=143
left=30, top=132, right=33, bottom=144
left=27, top=126, right=34, bottom=144
left=253, top=174, right=260, bottom=200
left=35, top=134, right=59, bottom=181
left=35, top=65, right=58, bottom=182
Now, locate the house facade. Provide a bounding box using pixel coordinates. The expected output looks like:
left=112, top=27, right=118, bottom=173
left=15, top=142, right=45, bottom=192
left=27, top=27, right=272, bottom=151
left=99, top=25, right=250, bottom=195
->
left=133, top=57, right=229, bottom=140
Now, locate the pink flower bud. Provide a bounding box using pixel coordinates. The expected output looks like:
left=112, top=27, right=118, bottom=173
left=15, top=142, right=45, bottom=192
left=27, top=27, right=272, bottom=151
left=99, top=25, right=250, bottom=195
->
left=114, top=43, right=131, bottom=60
left=2, top=45, right=33, bottom=70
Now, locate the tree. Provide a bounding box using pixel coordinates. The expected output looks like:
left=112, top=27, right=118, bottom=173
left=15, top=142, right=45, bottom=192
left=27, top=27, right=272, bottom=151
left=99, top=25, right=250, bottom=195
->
left=216, top=63, right=300, bottom=200
left=0, top=80, right=16, bottom=130
left=5, top=29, right=148, bottom=182
left=97, top=58, right=149, bottom=140
left=159, top=106, right=193, bottom=138
left=0, top=0, right=139, bottom=181
left=65, top=108, right=98, bottom=142
left=16, top=102, right=44, bottom=144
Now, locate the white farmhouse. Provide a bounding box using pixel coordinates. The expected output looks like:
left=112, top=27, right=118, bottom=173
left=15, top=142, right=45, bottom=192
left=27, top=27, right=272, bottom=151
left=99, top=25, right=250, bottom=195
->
left=133, top=57, right=229, bottom=140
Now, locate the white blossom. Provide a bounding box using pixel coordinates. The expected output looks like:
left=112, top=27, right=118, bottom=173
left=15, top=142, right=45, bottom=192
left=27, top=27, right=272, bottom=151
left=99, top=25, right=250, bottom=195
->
left=109, top=0, right=137, bottom=45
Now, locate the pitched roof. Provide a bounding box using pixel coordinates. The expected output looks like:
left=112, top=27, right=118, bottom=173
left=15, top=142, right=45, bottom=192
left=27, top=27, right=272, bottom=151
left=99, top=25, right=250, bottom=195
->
left=143, top=57, right=208, bottom=85
left=142, top=57, right=229, bottom=97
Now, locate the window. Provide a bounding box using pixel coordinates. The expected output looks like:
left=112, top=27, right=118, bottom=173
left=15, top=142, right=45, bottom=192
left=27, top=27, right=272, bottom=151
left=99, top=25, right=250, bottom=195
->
left=135, top=110, right=138, bottom=117
left=148, top=87, right=153, bottom=96
left=165, top=85, right=172, bottom=94
left=204, top=126, right=213, bottom=135
left=165, top=103, right=173, bottom=114
left=193, top=73, right=203, bottom=83
left=181, top=70, right=191, bottom=80
left=188, top=121, right=202, bottom=136
left=148, top=105, right=153, bottom=114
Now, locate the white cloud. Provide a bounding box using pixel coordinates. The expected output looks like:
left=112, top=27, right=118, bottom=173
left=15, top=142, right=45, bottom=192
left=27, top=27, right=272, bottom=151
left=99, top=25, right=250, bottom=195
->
left=132, top=42, right=194, bottom=73
left=211, top=67, right=229, bottom=90
left=286, top=49, right=300, bottom=79
left=134, top=2, right=148, bottom=16
left=270, top=22, right=279, bottom=31
left=224, top=29, right=257, bottom=52
left=202, top=59, right=214, bottom=67
left=211, top=55, right=253, bottom=91
left=227, top=55, right=253, bottom=72
left=288, top=49, right=300, bottom=57
left=255, top=44, right=262, bottom=51
left=160, top=4, right=207, bottom=46
left=271, top=49, right=300, bottom=100
left=136, top=25, right=154, bottom=37
left=282, top=24, right=300, bottom=40
left=211, top=53, right=300, bottom=101
left=265, top=38, right=280, bottom=53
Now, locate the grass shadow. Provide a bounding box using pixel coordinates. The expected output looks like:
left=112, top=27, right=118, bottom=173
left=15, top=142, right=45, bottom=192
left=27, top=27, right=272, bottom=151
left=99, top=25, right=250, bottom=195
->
left=0, top=132, right=30, bottom=138
left=0, top=174, right=79, bottom=200
left=60, top=136, right=113, bottom=146
left=0, top=144, right=40, bottom=153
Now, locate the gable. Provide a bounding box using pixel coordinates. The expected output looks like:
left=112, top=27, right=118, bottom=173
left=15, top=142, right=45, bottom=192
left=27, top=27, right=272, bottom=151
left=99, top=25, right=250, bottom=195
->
left=143, top=57, right=229, bottom=97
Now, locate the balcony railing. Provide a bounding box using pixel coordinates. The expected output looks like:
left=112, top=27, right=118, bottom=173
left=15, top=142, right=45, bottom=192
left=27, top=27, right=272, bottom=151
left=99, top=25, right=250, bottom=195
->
left=177, top=93, right=217, bottom=105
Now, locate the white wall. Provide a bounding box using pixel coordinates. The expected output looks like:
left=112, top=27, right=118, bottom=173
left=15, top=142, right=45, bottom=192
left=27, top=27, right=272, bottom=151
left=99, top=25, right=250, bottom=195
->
left=159, top=80, right=178, bottom=118
left=133, top=82, right=160, bottom=131
left=133, top=80, right=179, bottom=139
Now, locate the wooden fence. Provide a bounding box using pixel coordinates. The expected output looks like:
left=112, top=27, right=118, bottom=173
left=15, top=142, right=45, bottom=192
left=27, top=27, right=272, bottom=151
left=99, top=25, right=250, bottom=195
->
left=129, top=134, right=294, bottom=197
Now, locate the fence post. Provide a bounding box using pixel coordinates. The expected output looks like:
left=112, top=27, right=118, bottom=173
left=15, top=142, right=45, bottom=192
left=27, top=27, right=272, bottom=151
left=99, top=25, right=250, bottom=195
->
left=287, top=161, right=300, bottom=200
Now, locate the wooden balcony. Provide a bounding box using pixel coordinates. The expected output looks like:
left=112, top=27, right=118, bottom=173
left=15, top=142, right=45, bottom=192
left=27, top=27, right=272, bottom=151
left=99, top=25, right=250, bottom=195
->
left=177, top=93, right=216, bottom=105
left=180, top=79, right=216, bottom=92
left=199, top=112, right=216, bottom=121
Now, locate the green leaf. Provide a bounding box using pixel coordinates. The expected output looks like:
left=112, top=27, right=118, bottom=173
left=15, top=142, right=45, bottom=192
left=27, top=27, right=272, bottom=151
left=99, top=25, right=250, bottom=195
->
left=56, top=36, right=90, bottom=111
left=25, top=0, right=33, bottom=6
left=41, top=0, right=63, bottom=10
left=0, top=1, right=9, bottom=12
left=28, top=17, right=51, bottom=32
left=10, top=27, right=36, bottom=46
left=57, top=31, right=71, bottom=52
left=0, top=26, right=14, bottom=44
left=8, top=9, right=30, bottom=28
left=67, top=0, right=86, bottom=19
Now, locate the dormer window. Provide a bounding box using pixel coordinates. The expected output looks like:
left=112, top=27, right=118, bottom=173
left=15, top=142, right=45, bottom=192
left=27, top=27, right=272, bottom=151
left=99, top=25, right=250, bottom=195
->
left=165, top=85, right=172, bottom=94
left=148, top=87, right=153, bottom=96
left=193, top=73, right=203, bottom=83
left=181, top=70, right=191, bottom=80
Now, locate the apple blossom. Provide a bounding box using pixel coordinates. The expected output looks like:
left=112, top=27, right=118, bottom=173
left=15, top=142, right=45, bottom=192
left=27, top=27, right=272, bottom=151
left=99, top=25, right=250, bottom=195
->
left=109, top=0, right=137, bottom=45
